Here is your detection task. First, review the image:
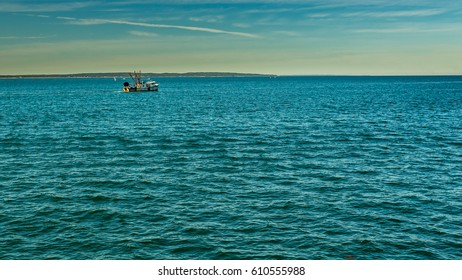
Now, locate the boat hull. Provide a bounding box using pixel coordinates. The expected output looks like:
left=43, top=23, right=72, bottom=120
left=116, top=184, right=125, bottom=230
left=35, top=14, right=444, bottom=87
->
left=123, top=86, right=158, bottom=92
left=122, top=71, right=159, bottom=92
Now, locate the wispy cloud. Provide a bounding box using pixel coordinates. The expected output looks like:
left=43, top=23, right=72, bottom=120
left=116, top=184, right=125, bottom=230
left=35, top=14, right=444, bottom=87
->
left=0, top=35, right=54, bottom=39
left=57, top=16, right=77, bottom=21
left=244, top=8, right=298, bottom=14
left=344, top=9, right=446, bottom=18
left=129, top=30, right=159, bottom=37
left=61, top=17, right=260, bottom=38
left=0, top=2, right=95, bottom=12
left=271, top=30, right=302, bottom=37
left=306, top=13, right=331, bottom=18
left=64, top=18, right=106, bottom=25
left=353, top=26, right=462, bottom=33
left=189, top=15, right=224, bottom=23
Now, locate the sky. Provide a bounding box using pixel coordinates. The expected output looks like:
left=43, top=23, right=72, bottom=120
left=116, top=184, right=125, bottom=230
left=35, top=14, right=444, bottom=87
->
left=1, top=0, right=462, bottom=75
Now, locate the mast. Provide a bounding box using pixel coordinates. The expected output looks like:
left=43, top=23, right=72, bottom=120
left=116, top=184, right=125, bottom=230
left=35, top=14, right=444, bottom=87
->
left=128, top=70, right=142, bottom=86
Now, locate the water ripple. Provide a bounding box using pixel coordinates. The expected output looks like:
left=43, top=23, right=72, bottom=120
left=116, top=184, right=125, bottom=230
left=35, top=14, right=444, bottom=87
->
left=1, top=76, right=461, bottom=259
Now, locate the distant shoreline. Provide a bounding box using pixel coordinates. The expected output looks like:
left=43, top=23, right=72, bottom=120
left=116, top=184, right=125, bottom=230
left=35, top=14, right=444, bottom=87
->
left=1, top=73, right=461, bottom=79
left=0, top=72, right=275, bottom=79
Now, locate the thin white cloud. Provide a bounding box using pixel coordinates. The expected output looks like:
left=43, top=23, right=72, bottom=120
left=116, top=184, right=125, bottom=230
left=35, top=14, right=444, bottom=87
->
left=353, top=26, right=462, bottom=33
left=344, top=9, right=446, bottom=18
left=129, top=30, right=159, bottom=37
left=306, top=13, right=331, bottom=18
left=0, top=35, right=54, bottom=39
left=189, top=15, right=224, bottom=23
left=0, top=2, right=96, bottom=12
left=232, top=23, right=251, bottom=28
left=244, top=8, right=297, bottom=14
left=57, top=16, right=77, bottom=21
left=110, top=19, right=260, bottom=38
left=65, top=18, right=107, bottom=25
left=61, top=17, right=260, bottom=38
left=271, top=30, right=302, bottom=37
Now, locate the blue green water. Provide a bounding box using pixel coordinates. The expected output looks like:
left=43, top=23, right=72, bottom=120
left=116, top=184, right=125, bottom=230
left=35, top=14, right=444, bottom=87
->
left=1, top=76, right=461, bottom=259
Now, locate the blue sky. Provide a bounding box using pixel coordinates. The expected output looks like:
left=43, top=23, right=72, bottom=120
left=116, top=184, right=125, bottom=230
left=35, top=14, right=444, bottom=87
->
left=1, top=0, right=462, bottom=75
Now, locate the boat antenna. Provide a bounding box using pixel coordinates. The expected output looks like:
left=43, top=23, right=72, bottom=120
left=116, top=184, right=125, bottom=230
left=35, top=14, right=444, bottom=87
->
left=128, top=70, right=142, bottom=84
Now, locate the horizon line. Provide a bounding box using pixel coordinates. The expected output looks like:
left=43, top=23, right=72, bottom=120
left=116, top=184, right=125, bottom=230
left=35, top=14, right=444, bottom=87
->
left=1, top=71, right=462, bottom=78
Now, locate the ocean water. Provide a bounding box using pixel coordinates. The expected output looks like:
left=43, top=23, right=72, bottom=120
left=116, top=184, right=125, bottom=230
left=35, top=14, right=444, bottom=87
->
left=0, top=76, right=461, bottom=260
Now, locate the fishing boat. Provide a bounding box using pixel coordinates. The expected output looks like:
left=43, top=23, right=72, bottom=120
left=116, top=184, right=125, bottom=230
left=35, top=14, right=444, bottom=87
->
left=123, top=71, right=159, bottom=92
